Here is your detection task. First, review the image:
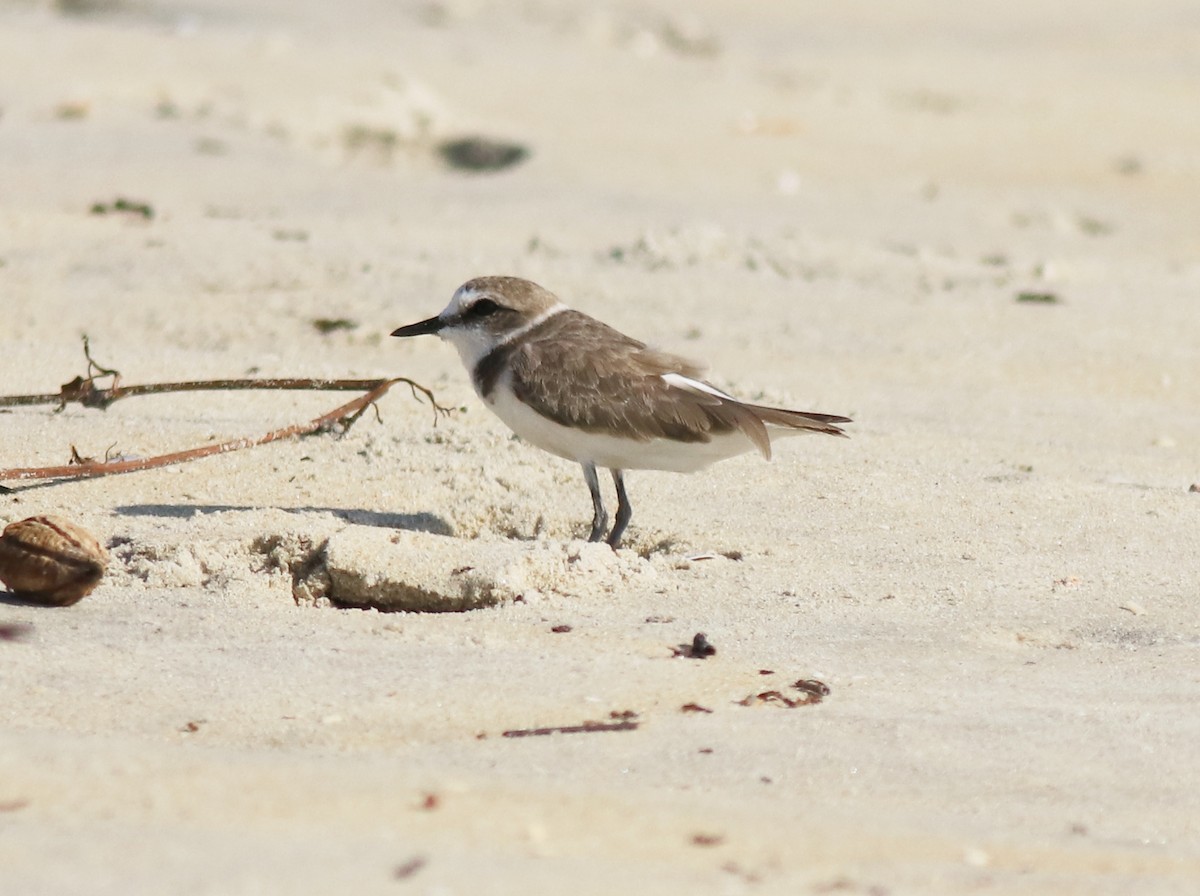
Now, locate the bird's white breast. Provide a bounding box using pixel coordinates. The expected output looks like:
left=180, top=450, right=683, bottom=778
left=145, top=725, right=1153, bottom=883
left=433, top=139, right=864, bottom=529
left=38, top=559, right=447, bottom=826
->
left=482, top=370, right=762, bottom=473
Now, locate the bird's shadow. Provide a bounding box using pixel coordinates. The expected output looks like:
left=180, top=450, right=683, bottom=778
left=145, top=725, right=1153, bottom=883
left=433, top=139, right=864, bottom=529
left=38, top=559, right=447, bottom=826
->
left=112, top=503, right=454, bottom=535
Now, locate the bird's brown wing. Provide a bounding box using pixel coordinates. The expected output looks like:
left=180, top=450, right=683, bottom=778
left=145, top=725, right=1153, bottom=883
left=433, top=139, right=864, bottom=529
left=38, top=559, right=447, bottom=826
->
left=502, top=310, right=789, bottom=454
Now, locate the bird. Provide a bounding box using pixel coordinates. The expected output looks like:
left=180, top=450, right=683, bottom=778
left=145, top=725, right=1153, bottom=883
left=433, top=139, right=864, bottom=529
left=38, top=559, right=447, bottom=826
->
left=391, top=276, right=850, bottom=548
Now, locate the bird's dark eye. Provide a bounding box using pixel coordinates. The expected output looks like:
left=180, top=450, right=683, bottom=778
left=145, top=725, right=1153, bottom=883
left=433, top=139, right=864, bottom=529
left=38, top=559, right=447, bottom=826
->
left=468, top=298, right=501, bottom=318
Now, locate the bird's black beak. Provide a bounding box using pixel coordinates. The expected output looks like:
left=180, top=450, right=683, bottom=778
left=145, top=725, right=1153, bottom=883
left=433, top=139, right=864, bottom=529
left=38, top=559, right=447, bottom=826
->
left=391, top=316, right=444, bottom=338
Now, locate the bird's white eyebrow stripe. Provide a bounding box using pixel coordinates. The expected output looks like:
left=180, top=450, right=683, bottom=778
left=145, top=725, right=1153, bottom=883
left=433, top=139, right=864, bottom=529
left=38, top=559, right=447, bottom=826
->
left=496, top=302, right=568, bottom=346
left=661, top=372, right=735, bottom=400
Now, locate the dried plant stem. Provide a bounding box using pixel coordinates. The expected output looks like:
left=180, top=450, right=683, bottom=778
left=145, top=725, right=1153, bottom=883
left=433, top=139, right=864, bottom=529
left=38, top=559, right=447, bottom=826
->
left=0, top=378, right=441, bottom=484
left=0, top=336, right=440, bottom=412
left=0, top=376, right=428, bottom=411
left=0, top=337, right=451, bottom=488
left=501, top=720, right=640, bottom=738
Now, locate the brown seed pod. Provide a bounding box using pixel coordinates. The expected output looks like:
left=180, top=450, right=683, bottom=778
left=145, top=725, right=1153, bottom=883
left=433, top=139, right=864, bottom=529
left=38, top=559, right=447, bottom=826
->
left=0, top=516, right=107, bottom=606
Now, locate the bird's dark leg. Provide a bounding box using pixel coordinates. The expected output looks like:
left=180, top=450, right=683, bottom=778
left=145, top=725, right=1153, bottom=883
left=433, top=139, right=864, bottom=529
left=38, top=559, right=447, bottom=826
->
left=607, top=469, right=632, bottom=548
left=581, top=461, right=608, bottom=542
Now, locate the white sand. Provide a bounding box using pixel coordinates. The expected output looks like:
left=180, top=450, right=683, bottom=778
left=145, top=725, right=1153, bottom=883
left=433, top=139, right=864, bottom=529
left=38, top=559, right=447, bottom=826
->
left=2, top=1, right=1199, bottom=892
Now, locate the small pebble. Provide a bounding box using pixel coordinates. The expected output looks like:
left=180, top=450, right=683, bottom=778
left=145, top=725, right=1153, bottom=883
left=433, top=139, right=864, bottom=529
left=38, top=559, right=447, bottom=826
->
left=691, top=632, right=716, bottom=658
left=437, top=136, right=529, bottom=172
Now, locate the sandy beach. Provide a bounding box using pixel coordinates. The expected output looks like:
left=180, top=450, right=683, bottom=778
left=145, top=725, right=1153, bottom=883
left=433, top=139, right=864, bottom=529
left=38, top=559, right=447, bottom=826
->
left=2, top=1, right=1199, bottom=892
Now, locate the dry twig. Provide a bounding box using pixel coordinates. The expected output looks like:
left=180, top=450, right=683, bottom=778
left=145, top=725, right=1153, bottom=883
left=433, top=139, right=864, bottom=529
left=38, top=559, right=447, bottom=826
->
left=0, top=337, right=451, bottom=486
left=501, top=711, right=640, bottom=738
left=501, top=720, right=640, bottom=738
